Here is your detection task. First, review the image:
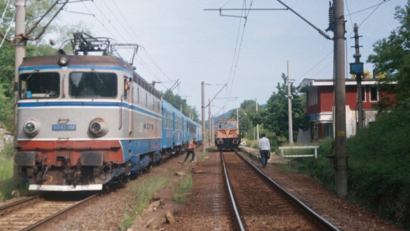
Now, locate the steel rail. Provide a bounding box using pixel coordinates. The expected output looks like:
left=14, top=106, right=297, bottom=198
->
left=235, top=151, right=340, bottom=231
left=220, top=152, right=245, bottom=231
left=21, top=193, right=99, bottom=231
left=0, top=194, right=42, bottom=216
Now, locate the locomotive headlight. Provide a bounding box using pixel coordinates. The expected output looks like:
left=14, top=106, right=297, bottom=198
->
left=89, top=118, right=109, bottom=137
left=24, top=119, right=41, bottom=137
left=58, top=56, right=70, bottom=66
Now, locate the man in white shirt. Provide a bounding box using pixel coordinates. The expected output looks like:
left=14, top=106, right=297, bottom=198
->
left=258, top=134, right=271, bottom=167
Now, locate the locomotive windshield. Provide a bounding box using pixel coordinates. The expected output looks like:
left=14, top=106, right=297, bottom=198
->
left=69, top=72, right=117, bottom=98
left=219, top=122, right=227, bottom=128
left=228, top=122, right=237, bottom=128
left=19, top=72, right=60, bottom=99
left=218, top=122, right=237, bottom=129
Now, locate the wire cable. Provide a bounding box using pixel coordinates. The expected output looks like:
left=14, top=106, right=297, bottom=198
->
left=0, top=7, right=16, bottom=49
left=0, top=0, right=12, bottom=27
left=110, top=0, right=172, bottom=81
left=295, top=51, right=333, bottom=81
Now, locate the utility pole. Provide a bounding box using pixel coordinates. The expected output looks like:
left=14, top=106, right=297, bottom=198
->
left=255, top=99, right=259, bottom=140
left=208, top=99, right=211, bottom=146
left=211, top=116, right=214, bottom=146
left=352, top=23, right=364, bottom=132
left=201, top=81, right=206, bottom=153
left=236, top=108, right=239, bottom=133
left=179, top=104, right=182, bottom=112
left=333, top=0, right=347, bottom=198
left=13, top=0, right=26, bottom=181
left=287, top=61, right=293, bottom=145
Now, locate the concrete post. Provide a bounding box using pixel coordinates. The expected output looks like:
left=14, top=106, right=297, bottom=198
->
left=13, top=0, right=26, bottom=181
left=287, top=61, right=293, bottom=145
left=208, top=99, right=211, bottom=146
left=333, top=0, right=347, bottom=198
left=201, top=81, right=205, bottom=153
left=255, top=99, right=259, bottom=140
left=354, top=23, right=363, bottom=132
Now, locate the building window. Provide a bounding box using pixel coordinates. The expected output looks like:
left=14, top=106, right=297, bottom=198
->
left=357, top=86, right=366, bottom=102
left=308, top=87, right=318, bottom=106
left=370, top=86, right=378, bottom=101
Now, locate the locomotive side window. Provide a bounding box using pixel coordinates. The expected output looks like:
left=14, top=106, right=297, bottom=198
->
left=69, top=72, right=117, bottom=98
left=19, top=72, right=60, bottom=99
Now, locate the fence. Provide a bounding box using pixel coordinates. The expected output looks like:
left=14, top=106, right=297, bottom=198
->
left=279, top=146, right=319, bottom=161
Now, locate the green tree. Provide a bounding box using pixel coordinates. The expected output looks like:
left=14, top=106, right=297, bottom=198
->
left=367, top=1, right=410, bottom=110
left=162, top=90, right=199, bottom=121
left=0, top=1, right=91, bottom=130
left=258, top=74, right=309, bottom=145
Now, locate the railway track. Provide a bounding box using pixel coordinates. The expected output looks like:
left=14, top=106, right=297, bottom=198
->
left=221, top=151, right=340, bottom=231
left=0, top=192, right=97, bottom=231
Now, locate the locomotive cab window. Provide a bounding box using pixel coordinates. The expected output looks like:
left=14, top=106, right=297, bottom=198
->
left=228, top=122, right=237, bottom=128
left=69, top=72, right=117, bottom=98
left=19, top=72, right=60, bottom=99
left=219, top=122, right=227, bottom=128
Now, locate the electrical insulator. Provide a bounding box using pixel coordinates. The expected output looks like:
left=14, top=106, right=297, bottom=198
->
left=328, top=1, right=334, bottom=31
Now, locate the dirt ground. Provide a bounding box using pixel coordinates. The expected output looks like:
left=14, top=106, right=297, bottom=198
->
left=39, top=152, right=190, bottom=231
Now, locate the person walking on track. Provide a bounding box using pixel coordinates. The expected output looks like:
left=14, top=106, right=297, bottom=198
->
left=259, top=134, right=271, bottom=167
left=183, top=137, right=197, bottom=163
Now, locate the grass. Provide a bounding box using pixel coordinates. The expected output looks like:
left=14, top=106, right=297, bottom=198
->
left=0, top=158, right=13, bottom=182
left=0, top=181, right=29, bottom=202
left=121, top=175, right=172, bottom=230
left=198, top=152, right=209, bottom=162
left=173, top=172, right=193, bottom=205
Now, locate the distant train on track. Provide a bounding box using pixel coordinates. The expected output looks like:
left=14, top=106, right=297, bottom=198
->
left=14, top=33, right=202, bottom=191
left=215, top=119, right=241, bottom=150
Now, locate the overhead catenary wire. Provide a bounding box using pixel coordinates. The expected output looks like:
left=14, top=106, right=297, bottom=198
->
left=345, top=0, right=393, bottom=17
left=110, top=0, right=172, bottom=82
left=0, top=0, right=12, bottom=26
left=296, top=0, right=394, bottom=82
left=0, top=7, right=17, bottom=49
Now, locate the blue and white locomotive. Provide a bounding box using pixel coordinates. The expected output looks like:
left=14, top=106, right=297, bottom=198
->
left=14, top=33, right=202, bottom=191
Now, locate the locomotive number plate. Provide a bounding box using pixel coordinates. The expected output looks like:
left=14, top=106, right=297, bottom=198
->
left=52, top=124, right=76, bottom=131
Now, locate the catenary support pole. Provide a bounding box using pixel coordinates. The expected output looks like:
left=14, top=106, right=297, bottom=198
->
left=287, top=61, right=293, bottom=145
left=237, top=108, right=239, bottom=133
left=333, top=0, right=347, bottom=198
left=354, top=23, right=363, bottom=132
left=255, top=99, right=259, bottom=140
left=201, top=81, right=206, bottom=153
left=13, top=0, right=26, bottom=181
left=208, top=99, right=211, bottom=146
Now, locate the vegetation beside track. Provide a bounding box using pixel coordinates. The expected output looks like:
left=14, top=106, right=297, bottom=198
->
left=0, top=141, right=29, bottom=202
left=280, top=109, right=410, bottom=229
left=121, top=175, right=172, bottom=229
left=173, top=173, right=193, bottom=205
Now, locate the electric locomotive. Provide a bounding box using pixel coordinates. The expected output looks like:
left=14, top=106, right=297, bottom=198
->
left=214, top=119, right=241, bottom=150
left=14, top=33, right=201, bottom=191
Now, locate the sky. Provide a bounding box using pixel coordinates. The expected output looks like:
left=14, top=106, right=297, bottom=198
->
left=56, top=0, right=407, bottom=118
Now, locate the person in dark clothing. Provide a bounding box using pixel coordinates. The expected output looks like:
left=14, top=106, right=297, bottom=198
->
left=183, top=137, right=197, bottom=163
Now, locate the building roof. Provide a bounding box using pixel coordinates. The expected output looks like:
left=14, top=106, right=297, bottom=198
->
left=297, top=78, right=395, bottom=93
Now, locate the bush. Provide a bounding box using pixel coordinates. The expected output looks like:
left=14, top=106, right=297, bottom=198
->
left=289, top=108, right=410, bottom=229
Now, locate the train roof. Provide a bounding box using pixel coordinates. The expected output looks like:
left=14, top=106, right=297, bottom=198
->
left=19, top=55, right=162, bottom=99
left=162, top=100, right=201, bottom=128
left=20, top=55, right=133, bottom=70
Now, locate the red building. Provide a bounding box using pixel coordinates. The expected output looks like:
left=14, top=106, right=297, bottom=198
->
left=298, top=78, right=395, bottom=140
